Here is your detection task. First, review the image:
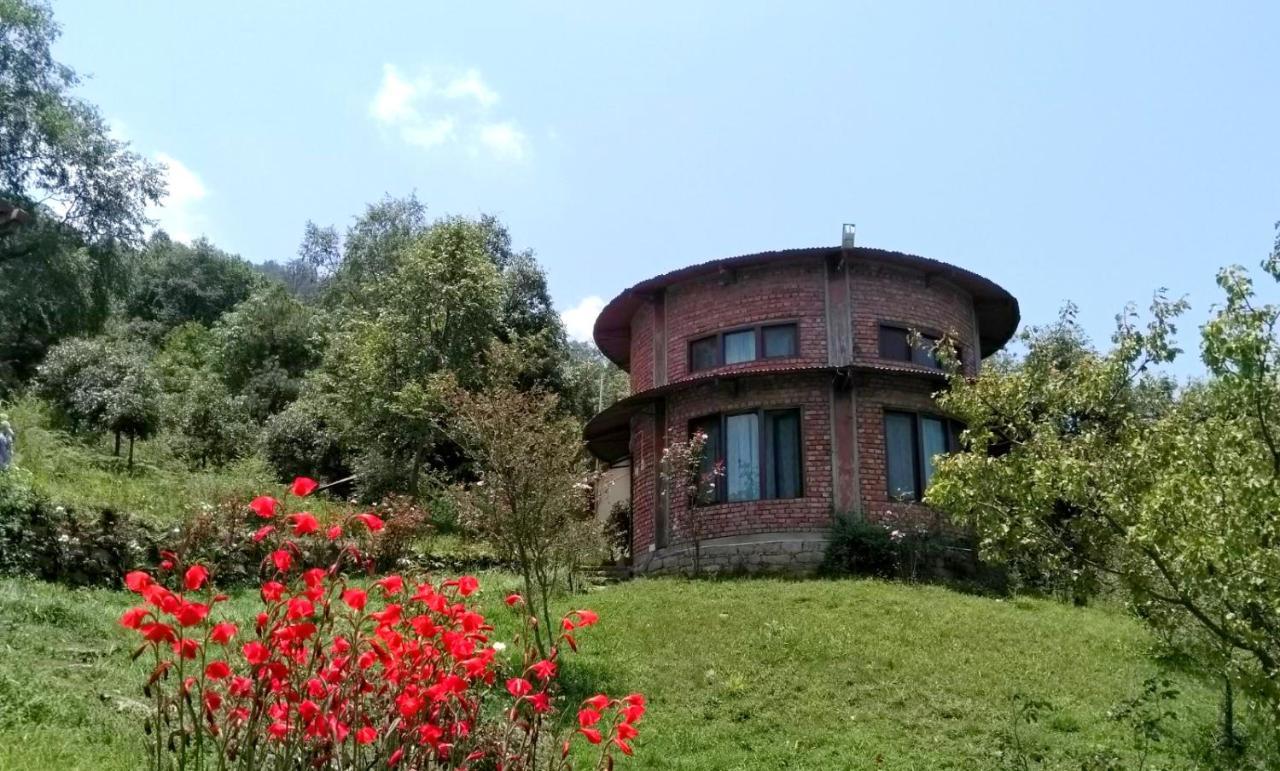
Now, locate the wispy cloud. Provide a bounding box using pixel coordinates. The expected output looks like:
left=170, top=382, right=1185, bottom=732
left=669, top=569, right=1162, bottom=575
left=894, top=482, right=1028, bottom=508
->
left=150, top=152, right=208, bottom=243
left=561, top=296, right=605, bottom=342
left=370, top=64, right=527, bottom=162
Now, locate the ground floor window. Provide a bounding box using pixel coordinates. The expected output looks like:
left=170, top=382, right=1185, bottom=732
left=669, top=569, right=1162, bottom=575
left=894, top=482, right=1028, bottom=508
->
left=883, top=410, right=961, bottom=501
left=690, top=408, right=803, bottom=503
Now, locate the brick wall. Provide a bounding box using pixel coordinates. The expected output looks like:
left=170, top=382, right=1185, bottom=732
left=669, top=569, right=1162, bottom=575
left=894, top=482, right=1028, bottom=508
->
left=629, top=409, right=656, bottom=555
left=629, top=302, right=655, bottom=392
left=662, top=260, right=829, bottom=384
left=850, top=260, right=980, bottom=375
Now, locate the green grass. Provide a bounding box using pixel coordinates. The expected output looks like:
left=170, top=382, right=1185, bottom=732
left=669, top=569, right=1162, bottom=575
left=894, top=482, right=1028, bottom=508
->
left=5, top=396, right=350, bottom=526
left=0, top=576, right=1227, bottom=770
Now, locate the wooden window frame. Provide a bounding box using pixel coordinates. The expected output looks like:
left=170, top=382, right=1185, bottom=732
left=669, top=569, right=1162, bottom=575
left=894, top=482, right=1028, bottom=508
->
left=687, top=321, right=800, bottom=372
left=689, top=406, right=805, bottom=505
left=882, top=409, right=963, bottom=502
left=876, top=323, right=961, bottom=370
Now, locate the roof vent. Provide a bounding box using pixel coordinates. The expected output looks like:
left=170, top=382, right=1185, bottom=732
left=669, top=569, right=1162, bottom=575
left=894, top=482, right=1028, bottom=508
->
left=842, top=223, right=856, bottom=249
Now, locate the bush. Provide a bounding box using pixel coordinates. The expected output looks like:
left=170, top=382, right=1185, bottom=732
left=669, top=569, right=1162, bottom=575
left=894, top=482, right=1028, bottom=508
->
left=822, top=517, right=1006, bottom=592
left=259, top=397, right=345, bottom=483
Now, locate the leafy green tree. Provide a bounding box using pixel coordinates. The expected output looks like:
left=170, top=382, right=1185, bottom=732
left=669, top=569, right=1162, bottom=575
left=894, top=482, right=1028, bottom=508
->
left=125, top=235, right=260, bottom=330
left=929, top=230, right=1280, bottom=735
left=259, top=392, right=346, bottom=483
left=151, top=322, right=217, bottom=395
left=103, top=362, right=161, bottom=470
left=558, top=340, right=630, bottom=423
left=166, top=373, right=252, bottom=469
left=0, top=0, right=164, bottom=255
left=212, top=284, right=325, bottom=422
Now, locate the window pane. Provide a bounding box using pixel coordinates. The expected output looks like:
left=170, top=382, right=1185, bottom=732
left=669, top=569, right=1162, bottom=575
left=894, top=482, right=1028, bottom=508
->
left=725, top=413, right=760, bottom=501
left=878, top=326, right=910, bottom=361
left=690, top=416, right=721, bottom=504
left=762, top=324, right=798, bottom=358
left=912, top=335, right=941, bottom=368
left=921, top=417, right=948, bottom=489
left=689, top=336, right=718, bottom=371
left=723, top=330, right=757, bottom=364
left=767, top=410, right=801, bottom=499
left=884, top=412, right=918, bottom=501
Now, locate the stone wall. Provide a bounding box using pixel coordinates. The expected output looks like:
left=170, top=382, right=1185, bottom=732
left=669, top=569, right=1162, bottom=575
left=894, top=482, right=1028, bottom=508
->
left=634, top=532, right=830, bottom=575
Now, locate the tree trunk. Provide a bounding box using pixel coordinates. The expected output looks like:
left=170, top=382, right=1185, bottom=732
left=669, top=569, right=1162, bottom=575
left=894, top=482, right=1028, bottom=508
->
left=127, top=435, right=135, bottom=471
left=1221, top=674, right=1242, bottom=755
left=113, top=431, right=121, bottom=457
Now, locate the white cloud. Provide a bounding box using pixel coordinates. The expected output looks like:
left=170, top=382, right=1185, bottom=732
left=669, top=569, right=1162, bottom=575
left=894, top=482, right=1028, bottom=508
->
left=149, top=152, right=208, bottom=243
left=477, top=122, right=528, bottom=162
left=561, top=296, right=606, bottom=342
left=370, top=64, right=526, bottom=162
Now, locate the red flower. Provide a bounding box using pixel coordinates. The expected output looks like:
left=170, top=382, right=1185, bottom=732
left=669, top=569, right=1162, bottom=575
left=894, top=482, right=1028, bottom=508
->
left=203, top=690, right=222, bottom=712
left=455, top=575, right=479, bottom=597
left=354, top=512, right=384, bottom=532
left=579, top=727, right=603, bottom=744
left=583, top=694, right=610, bottom=712
left=376, top=575, right=404, bottom=596
left=267, top=721, right=288, bottom=740
left=172, top=638, right=200, bottom=659
left=388, top=748, right=404, bottom=767
left=290, top=476, right=318, bottom=497
left=530, top=658, right=557, bottom=681
left=613, top=737, right=635, bottom=756
left=242, top=641, right=269, bottom=665
left=326, top=524, right=342, bottom=540
left=504, top=593, right=523, bottom=606
left=174, top=601, right=210, bottom=627
left=184, top=564, right=209, bottom=592
left=249, top=496, right=279, bottom=518
left=119, top=607, right=148, bottom=629
left=286, top=596, right=314, bottom=620
left=140, top=622, right=175, bottom=643
left=577, top=707, right=602, bottom=728
left=205, top=660, right=231, bottom=680
left=252, top=525, right=275, bottom=542
left=616, top=721, right=639, bottom=740
left=530, top=691, right=552, bottom=713
left=261, top=581, right=285, bottom=602
left=341, top=588, right=368, bottom=612
left=506, top=677, right=532, bottom=697
left=355, top=726, right=377, bottom=745
left=288, top=512, right=319, bottom=536
left=124, top=570, right=153, bottom=593
left=270, top=549, right=292, bottom=573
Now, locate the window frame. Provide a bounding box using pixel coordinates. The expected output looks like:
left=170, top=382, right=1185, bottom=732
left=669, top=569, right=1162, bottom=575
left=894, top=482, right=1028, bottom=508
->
left=876, top=323, right=961, bottom=370
left=882, top=409, right=963, bottom=502
left=689, top=406, right=805, bottom=505
left=687, top=321, right=801, bottom=372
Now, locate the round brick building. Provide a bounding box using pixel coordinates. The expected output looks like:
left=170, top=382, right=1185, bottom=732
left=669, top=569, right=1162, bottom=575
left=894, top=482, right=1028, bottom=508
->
left=584, top=245, right=1019, bottom=573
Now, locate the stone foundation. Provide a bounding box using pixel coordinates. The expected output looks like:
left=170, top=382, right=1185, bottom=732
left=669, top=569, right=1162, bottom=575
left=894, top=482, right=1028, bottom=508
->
left=633, top=531, right=829, bottom=575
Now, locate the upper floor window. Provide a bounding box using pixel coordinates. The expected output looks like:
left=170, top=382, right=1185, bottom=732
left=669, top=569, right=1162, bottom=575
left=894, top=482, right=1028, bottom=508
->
left=883, top=410, right=962, bottom=502
left=690, top=408, right=803, bottom=504
left=688, top=323, right=799, bottom=372
left=878, top=325, right=956, bottom=369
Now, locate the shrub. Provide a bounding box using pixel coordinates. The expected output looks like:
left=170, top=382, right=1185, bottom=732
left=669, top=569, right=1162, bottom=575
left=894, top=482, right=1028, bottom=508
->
left=822, top=517, right=1004, bottom=592
left=118, top=477, right=647, bottom=769
left=821, top=517, right=901, bottom=579
left=259, top=397, right=345, bottom=483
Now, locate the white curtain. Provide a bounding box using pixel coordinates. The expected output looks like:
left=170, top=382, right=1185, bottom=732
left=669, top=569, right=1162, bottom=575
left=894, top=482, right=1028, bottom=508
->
left=726, top=413, right=760, bottom=501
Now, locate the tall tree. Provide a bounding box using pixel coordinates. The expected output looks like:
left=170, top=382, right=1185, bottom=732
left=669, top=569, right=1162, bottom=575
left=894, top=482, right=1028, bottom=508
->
left=126, top=235, right=261, bottom=330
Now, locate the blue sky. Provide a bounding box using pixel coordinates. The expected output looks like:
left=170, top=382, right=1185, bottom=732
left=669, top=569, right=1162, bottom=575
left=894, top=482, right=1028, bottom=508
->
left=53, top=1, right=1279, bottom=377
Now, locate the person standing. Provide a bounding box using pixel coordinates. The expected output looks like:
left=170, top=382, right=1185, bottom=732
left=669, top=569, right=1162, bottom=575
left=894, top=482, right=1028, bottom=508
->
left=0, top=418, right=14, bottom=470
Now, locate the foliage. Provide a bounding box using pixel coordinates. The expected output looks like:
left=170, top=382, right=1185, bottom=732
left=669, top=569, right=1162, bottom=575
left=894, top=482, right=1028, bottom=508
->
left=558, top=341, right=630, bottom=424
left=607, top=500, right=632, bottom=563
left=930, top=231, right=1280, bottom=733
left=0, top=0, right=164, bottom=251
left=165, top=374, right=255, bottom=469
left=212, top=283, right=325, bottom=422
left=450, top=384, right=599, bottom=655
left=126, top=235, right=261, bottom=331
left=659, top=429, right=721, bottom=575
left=258, top=394, right=346, bottom=483
left=118, top=480, right=645, bottom=769
left=821, top=517, right=1002, bottom=590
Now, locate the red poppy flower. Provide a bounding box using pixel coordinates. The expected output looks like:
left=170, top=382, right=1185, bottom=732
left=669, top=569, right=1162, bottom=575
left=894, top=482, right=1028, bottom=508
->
left=261, top=581, right=285, bottom=602
left=506, top=677, right=532, bottom=697
left=303, top=567, right=326, bottom=588
left=270, top=549, right=292, bottom=573
left=286, top=596, right=314, bottom=620
left=288, top=512, right=319, bottom=536
left=242, top=641, right=269, bottom=665
left=530, top=658, right=557, bottom=681
left=174, top=601, right=210, bottom=627
left=119, top=607, right=148, bottom=629
left=290, top=476, right=318, bottom=497
left=124, top=570, right=153, bottom=593
left=376, top=575, right=404, bottom=596
left=184, top=564, right=209, bottom=591
left=354, top=512, right=384, bottom=532
left=355, top=726, right=377, bottom=745
left=205, top=660, right=231, bottom=680
left=249, top=496, right=279, bottom=519
left=326, top=524, right=342, bottom=540
left=341, top=588, right=368, bottom=611
left=504, top=593, right=523, bottom=606
left=578, top=727, right=603, bottom=744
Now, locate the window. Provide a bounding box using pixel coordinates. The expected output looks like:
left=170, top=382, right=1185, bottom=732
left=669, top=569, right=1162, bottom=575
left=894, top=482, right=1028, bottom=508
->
left=878, top=324, right=947, bottom=369
left=691, top=408, right=803, bottom=503
left=687, top=323, right=799, bottom=371
left=883, top=411, right=962, bottom=501
left=762, top=324, right=798, bottom=358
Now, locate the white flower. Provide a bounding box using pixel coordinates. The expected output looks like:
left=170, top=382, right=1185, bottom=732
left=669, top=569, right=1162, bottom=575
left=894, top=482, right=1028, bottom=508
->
left=492, top=641, right=507, bottom=652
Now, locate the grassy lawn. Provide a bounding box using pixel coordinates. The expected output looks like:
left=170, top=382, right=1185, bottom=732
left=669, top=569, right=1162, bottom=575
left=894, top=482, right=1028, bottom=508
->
left=0, top=576, right=1224, bottom=770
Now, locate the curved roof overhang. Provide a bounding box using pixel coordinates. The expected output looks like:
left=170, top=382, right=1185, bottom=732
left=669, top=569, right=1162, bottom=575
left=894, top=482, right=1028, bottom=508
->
left=593, top=246, right=1020, bottom=370
left=584, top=362, right=948, bottom=462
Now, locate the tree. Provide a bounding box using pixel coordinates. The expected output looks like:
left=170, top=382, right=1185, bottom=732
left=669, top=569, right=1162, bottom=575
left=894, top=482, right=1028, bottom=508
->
left=166, top=373, right=252, bottom=469
left=0, top=0, right=164, bottom=256
left=450, top=383, right=599, bottom=655
left=659, top=428, right=722, bottom=575
left=929, top=230, right=1280, bottom=739
left=213, top=283, right=325, bottom=422
left=558, top=341, right=630, bottom=423
left=125, top=235, right=261, bottom=330
left=104, top=363, right=161, bottom=470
